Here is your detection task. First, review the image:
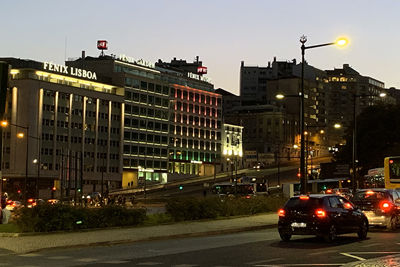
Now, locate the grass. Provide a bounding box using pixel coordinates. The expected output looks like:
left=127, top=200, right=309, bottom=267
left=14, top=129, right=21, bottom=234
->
left=0, top=223, right=20, bottom=233
left=142, top=213, right=174, bottom=226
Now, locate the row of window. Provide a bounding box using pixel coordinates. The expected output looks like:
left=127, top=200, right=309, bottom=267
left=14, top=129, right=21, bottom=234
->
left=124, top=131, right=168, bottom=144
left=173, top=127, right=220, bottom=139
left=173, top=89, right=221, bottom=106
left=123, top=145, right=168, bottom=157
left=175, top=102, right=220, bottom=117
left=125, top=118, right=169, bottom=130
left=171, top=138, right=220, bottom=151
left=125, top=106, right=169, bottom=119
left=124, top=79, right=170, bottom=96
left=125, top=93, right=170, bottom=108
left=123, top=158, right=168, bottom=169
left=174, top=116, right=221, bottom=129
left=170, top=150, right=217, bottom=162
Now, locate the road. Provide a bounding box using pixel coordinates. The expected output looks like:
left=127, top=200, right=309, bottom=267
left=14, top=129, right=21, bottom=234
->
left=134, top=156, right=331, bottom=200
left=1, top=227, right=400, bottom=266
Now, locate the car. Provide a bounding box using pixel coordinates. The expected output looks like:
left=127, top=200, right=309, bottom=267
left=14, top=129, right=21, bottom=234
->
left=253, top=162, right=265, bottom=169
left=5, top=200, right=22, bottom=211
left=47, top=199, right=60, bottom=205
left=26, top=198, right=45, bottom=208
left=278, top=194, right=368, bottom=242
left=351, top=188, right=400, bottom=230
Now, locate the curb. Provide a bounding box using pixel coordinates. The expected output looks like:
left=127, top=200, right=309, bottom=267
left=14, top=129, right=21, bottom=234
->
left=26, top=223, right=278, bottom=254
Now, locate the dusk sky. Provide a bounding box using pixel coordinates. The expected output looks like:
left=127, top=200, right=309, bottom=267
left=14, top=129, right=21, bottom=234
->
left=1, top=1, right=399, bottom=94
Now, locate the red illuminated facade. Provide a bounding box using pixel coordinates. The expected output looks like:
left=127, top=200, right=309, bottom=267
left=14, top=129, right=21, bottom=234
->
left=169, top=84, right=222, bottom=176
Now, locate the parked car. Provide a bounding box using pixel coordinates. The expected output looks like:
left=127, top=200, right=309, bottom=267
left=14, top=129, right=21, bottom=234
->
left=278, top=194, right=368, bottom=242
left=351, top=188, right=400, bottom=230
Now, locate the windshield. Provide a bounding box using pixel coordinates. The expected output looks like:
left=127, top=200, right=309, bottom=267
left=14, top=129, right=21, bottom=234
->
left=284, top=197, right=322, bottom=211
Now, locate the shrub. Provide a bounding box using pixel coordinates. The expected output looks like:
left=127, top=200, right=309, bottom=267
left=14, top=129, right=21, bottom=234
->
left=166, top=195, right=287, bottom=221
left=15, top=204, right=146, bottom=232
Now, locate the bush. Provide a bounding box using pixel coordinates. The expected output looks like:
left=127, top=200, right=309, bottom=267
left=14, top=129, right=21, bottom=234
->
left=166, top=195, right=287, bottom=221
left=15, top=204, right=146, bottom=232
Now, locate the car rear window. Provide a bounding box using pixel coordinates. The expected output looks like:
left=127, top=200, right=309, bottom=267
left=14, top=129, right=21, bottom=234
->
left=284, top=197, right=322, bottom=210
left=353, top=191, right=389, bottom=201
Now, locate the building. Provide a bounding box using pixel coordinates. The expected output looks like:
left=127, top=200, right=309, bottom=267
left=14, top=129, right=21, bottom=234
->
left=214, top=88, right=241, bottom=115
left=325, top=64, right=395, bottom=143
left=156, top=58, right=222, bottom=179
left=0, top=58, right=124, bottom=199
left=221, top=123, right=243, bottom=173
left=67, top=54, right=171, bottom=189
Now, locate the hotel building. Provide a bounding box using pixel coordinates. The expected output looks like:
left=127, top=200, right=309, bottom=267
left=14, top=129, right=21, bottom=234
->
left=0, top=58, right=124, bottom=198
left=67, top=55, right=171, bottom=188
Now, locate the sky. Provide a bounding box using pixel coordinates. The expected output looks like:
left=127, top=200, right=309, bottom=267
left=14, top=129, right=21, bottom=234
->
left=1, top=1, right=399, bottom=95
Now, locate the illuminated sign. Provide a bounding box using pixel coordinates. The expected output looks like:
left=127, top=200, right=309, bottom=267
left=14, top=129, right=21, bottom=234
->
left=97, top=40, right=108, bottom=50
left=187, top=72, right=210, bottom=82
left=197, top=66, right=207, bottom=74
left=43, top=62, right=97, bottom=80
left=118, top=54, right=155, bottom=69
left=191, top=160, right=203, bottom=164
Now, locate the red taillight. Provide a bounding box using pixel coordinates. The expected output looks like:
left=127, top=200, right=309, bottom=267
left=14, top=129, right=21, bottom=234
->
left=6, top=200, right=12, bottom=204
left=315, top=209, right=327, bottom=218
left=278, top=209, right=285, bottom=217
left=28, top=198, right=34, bottom=203
left=299, top=195, right=309, bottom=200
left=366, top=190, right=375, bottom=195
left=245, top=195, right=251, bottom=199
left=326, top=189, right=333, bottom=194
left=380, top=201, right=392, bottom=212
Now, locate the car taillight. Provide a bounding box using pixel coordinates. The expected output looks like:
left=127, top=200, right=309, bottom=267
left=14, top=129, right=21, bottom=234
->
left=245, top=195, right=251, bottom=199
left=380, top=201, right=392, bottom=212
left=315, top=209, right=327, bottom=218
left=278, top=209, right=285, bottom=217
left=299, top=195, right=309, bottom=200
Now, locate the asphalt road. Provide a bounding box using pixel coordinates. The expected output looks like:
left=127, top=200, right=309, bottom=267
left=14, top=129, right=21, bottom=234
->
left=1, top=227, right=400, bottom=267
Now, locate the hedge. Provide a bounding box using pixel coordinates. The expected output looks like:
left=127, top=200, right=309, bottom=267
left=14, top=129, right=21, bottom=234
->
left=14, top=204, right=146, bottom=232
left=166, top=195, right=286, bottom=221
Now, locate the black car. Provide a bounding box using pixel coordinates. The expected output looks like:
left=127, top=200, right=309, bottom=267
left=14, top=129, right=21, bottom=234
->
left=351, top=188, right=400, bottom=230
left=278, top=194, right=368, bottom=242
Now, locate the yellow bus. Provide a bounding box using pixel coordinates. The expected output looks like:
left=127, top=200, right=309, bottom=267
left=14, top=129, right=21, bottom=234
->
left=384, top=156, right=400, bottom=189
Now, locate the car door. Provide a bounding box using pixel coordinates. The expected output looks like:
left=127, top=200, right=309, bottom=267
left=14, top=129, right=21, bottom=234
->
left=338, top=196, right=361, bottom=232
left=327, top=196, right=347, bottom=233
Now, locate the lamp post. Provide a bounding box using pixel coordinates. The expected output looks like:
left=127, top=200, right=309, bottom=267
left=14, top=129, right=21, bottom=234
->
left=1, top=121, right=29, bottom=204
left=299, top=35, right=348, bottom=194
left=351, top=92, right=386, bottom=192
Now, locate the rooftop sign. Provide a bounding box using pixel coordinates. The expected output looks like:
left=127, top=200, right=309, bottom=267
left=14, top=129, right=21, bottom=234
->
left=43, top=62, right=97, bottom=80
left=118, top=54, right=155, bottom=69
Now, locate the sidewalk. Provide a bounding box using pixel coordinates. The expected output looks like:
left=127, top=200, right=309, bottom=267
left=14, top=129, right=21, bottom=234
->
left=0, top=213, right=278, bottom=254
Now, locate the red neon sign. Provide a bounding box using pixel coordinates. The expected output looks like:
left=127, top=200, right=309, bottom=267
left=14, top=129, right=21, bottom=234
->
left=97, top=40, right=108, bottom=50
left=197, top=66, right=207, bottom=74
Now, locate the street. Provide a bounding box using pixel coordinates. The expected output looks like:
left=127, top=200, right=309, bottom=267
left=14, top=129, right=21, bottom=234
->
left=1, top=227, right=399, bottom=266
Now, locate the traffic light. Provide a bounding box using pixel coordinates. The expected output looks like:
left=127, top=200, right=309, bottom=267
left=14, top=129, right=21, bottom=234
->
left=179, top=185, right=183, bottom=190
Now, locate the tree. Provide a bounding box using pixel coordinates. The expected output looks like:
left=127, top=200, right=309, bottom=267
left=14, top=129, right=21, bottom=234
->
left=334, top=103, right=400, bottom=177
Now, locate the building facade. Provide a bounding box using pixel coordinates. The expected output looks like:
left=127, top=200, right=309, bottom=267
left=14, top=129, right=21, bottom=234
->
left=221, top=123, right=243, bottom=172
left=67, top=55, right=171, bottom=189
left=1, top=58, right=124, bottom=199
left=156, top=58, right=222, bottom=179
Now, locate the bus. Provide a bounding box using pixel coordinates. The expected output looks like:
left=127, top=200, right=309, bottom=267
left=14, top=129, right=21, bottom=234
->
left=364, top=167, right=384, bottom=188
left=211, top=182, right=256, bottom=197
left=384, top=156, right=400, bottom=189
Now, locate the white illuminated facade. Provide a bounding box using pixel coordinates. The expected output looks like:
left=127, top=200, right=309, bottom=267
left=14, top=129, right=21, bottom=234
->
left=221, top=123, right=243, bottom=172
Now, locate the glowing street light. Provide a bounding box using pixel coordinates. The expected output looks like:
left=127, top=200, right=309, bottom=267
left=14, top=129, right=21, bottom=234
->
left=299, top=35, right=349, bottom=194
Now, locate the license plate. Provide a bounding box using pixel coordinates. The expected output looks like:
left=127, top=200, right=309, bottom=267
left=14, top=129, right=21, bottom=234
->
left=291, top=222, right=306, bottom=228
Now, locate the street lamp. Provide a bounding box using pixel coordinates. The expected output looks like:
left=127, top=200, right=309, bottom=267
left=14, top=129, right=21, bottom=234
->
left=299, top=35, right=348, bottom=194
left=351, top=93, right=386, bottom=192
left=1, top=121, right=29, bottom=204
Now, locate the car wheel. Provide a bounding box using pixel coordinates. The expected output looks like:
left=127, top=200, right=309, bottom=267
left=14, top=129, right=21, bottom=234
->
left=357, top=220, right=368, bottom=239
left=279, top=231, right=292, bottom=242
left=324, top=224, right=337, bottom=242
left=386, top=216, right=397, bottom=230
